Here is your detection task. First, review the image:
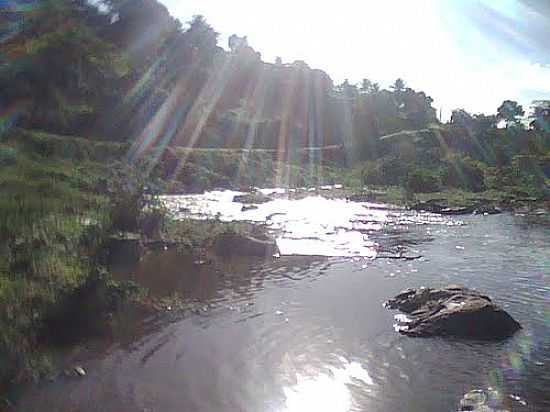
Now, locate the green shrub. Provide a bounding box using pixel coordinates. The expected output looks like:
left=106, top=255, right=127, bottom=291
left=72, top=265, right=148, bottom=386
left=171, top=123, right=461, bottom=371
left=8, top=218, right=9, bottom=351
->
left=404, top=168, right=441, bottom=193
left=442, top=156, right=486, bottom=192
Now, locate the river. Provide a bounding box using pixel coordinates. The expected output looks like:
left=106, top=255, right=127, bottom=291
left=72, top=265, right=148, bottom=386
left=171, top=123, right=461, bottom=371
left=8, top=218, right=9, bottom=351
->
left=16, top=190, right=550, bottom=411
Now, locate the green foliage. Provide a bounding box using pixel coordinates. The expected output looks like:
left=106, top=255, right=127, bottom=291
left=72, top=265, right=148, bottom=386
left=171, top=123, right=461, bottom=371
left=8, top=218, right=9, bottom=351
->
left=441, top=156, right=486, bottom=192
left=1, top=1, right=129, bottom=135
left=405, top=168, right=441, bottom=193
left=0, top=130, right=138, bottom=387
left=497, top=100, right=525, bottom=128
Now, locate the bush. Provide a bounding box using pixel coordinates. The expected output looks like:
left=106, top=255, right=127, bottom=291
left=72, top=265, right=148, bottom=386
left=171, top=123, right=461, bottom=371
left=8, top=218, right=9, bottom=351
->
left=404, top=168, right=441, bottom=193
left=442, top=156, right=486, bottom=192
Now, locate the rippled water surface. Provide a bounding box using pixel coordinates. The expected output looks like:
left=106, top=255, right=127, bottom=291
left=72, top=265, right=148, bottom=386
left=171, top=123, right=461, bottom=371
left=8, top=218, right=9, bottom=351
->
left=17, top=191, right=550, bottom=411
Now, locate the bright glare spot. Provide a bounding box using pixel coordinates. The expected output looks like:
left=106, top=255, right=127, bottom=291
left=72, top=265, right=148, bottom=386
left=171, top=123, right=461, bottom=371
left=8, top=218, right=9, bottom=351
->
left=283, top=358, right=373, bottom=412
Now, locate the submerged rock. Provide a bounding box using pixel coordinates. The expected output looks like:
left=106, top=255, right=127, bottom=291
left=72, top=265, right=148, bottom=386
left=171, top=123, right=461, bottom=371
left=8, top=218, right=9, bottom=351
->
left=212, top=233, right=279, bottom=257
left=385, top=285, right=521, bottom=340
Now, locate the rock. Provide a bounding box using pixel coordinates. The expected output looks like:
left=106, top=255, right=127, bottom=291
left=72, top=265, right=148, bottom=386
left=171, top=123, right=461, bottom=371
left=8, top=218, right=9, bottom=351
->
left=409, top=199, right=448, bottom=213
left=241, top=204, right=259, bottom=212
left=212, top=233, right=279, bottom=257
left=411, top=201, right=502, bottom=216
left=439, top=206, right=476, bottom=215
left=233, top=192, right=272, bottom=204
left=459, top=389, right=510, bottom=411
left=74, top=366, right=86, bottom=377
left=108, top=232, right=143, bottom=264
left=473, top=205, right=502, bottom=215
left=460, top=389, right=487, bottom=410
left=384, top=285, right=521, bottom=340
left=347, top=193, right=377, bottom=202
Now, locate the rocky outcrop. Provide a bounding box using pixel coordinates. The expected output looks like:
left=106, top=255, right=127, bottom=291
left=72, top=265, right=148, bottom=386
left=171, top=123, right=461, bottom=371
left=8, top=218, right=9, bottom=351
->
left=385, top=285, right=521, bottom=340
left=211, top=233, right=279, bottom=257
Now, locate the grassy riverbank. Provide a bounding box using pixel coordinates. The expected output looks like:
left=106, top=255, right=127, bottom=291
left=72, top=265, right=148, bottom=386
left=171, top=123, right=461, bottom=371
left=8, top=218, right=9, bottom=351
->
left=0, top=129, right=278, bottom=394
left=0, top=129, right=137, bottom=390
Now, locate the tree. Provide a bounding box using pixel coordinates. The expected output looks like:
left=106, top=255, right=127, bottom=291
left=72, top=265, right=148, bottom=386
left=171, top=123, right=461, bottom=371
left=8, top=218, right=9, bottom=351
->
left=450, top=109, right=474, bottom=128
left=360, top=78, right=373, bottom=93
left=0, top=0, right=128, bottom=134
left=529, top=100, right=550, bottom=132
left=337, top=79, right=358, bottom=99
left=497, top=100, right=525, bottom=128
left=390, top=78, right=406, bottom=93
left=182, top=15, right=219, bottom=55
left=228, top=34, right=248, bottom=53
left=360, top=78, right=380, bottom=94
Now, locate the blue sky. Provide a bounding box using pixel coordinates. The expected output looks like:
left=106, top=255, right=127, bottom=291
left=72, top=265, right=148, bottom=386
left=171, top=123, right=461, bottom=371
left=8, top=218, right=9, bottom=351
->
left=160, top=0, right=550, bottom=119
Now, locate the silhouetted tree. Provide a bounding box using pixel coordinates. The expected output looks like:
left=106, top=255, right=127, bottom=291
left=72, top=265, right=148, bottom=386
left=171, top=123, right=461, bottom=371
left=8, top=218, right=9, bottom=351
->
left=390, top=78, right=406, bottom=93
left=228, top=34, right=248, bottom=52
left=497, top=100, right=525, bottom=128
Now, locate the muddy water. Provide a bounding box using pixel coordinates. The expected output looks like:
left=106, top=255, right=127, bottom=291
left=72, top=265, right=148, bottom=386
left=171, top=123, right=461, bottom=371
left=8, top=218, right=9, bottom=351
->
left=16, top=192, right=550, bottom=411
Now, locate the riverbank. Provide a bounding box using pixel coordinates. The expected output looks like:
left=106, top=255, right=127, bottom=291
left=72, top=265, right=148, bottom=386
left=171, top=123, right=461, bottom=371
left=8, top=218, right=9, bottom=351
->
left=0, top=129, right=280, bottom=400
left=0, top=129, right=136, bottom=394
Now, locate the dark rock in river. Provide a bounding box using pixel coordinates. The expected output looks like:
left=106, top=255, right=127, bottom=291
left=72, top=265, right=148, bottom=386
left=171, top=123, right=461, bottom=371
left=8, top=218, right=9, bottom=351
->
left=108, top=232, right=143, bottom=264
left=472, top=204, right=502, bottom=215
left=212, top=233, right=279, bottom=257
left=233, top=192, right=272, bottom=204
left=385, top=285, right=521, bottom=340
left=410, top=200, right=502, bottom=216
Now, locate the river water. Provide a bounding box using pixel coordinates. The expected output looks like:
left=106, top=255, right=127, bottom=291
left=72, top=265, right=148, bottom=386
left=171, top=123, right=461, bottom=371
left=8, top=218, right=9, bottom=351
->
left=16, top=190, right=550, bottom=411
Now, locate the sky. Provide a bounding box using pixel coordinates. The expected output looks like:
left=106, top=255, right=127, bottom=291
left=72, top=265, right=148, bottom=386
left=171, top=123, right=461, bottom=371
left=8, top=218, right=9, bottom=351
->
left=159, top=0, right=550, bottom=119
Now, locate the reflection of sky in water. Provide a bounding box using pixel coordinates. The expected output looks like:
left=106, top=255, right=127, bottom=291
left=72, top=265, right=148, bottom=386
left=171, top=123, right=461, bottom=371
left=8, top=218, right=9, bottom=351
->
left=282, top=356, right=373, bottom=412
left=161, top=189, right=456, bottom=257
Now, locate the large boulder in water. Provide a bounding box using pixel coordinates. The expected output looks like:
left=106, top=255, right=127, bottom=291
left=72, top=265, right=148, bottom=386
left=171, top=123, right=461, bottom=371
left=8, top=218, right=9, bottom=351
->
left=385, top=285, right=521, bottom=340
left=212, top=233, right=279, bottom=257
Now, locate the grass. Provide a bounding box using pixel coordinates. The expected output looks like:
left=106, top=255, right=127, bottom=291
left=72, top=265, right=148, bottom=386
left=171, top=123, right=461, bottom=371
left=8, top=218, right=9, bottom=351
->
left=0, top=129, right=130, bottom=387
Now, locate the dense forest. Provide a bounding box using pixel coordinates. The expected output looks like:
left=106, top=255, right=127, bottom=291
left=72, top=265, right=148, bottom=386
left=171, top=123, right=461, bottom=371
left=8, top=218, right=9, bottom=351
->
left=0, top=0, right=549, bottom=397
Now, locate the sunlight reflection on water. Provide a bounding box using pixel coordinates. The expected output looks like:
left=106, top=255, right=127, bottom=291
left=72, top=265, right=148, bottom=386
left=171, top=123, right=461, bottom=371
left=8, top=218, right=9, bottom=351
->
left=161, top=189, right=458, bottom=257
left=282, top=356, right=373, bottom=412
